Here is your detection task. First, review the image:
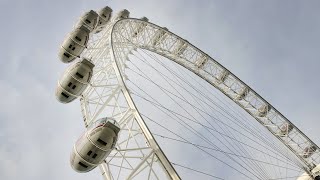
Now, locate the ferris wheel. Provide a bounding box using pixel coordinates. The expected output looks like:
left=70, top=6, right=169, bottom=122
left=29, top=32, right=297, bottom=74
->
left=55, top=6, right=320, bottom=180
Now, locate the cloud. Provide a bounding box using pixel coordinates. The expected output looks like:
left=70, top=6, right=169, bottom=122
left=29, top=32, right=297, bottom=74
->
left=1, top=0, right=320, bottom=179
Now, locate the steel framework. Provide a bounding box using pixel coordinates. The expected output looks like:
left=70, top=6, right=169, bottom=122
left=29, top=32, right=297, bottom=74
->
left=78, top=17, right=320, bottom=179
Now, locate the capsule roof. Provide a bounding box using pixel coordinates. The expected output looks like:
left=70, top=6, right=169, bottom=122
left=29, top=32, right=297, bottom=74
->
left=140, top=16, right=149, bottom=22
left=88, top=117, right=120, bottom=132
left=76, top=10, right=99, bottom=32
left=98, top=6, right=112, bottom=21
left=115, top=9, right=130, bottom=20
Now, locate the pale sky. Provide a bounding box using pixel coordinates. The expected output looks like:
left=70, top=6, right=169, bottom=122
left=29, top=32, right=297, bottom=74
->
left=0, top=0, right=320, bottom=179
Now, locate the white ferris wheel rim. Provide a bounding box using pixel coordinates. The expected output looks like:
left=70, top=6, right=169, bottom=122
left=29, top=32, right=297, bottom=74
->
left=80, top=17, right=319, bottom=179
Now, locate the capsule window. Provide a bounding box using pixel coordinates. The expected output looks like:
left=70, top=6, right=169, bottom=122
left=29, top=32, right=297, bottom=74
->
left=85, top=19, right=91, bottom=24
left=78, top=162, right=88, bottom=168
left=97, top=138, right=107, bottom=146
left=61, top=92, right=69, bottom=98
left=102, top=14, right=107, bottom=18
left=76, top=72, right=84, bottom=79
left=69, top=44, right=72, bottom=49
left=72, top=47, right=75, bottom=51
left=75, top=36, right=81, bottom=42
left=63, top=53, right=70, bottom=58
left=72, top=85, right=76, bottom=89
left=68, top=82, right=72, bottom=87
left=87, top=150, right=92, bottom=156
left=92, top=153, right=97, bottom=159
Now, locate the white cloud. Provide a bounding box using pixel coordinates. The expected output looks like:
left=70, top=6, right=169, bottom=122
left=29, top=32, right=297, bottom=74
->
left=0, top=0, right=319, bottom=179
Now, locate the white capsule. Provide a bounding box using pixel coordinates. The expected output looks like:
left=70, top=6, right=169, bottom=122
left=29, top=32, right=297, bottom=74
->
left=115, top=9, right=130, bottom=20
left=140, top=16, right=149, bottom=22
left=97, top=6, right=112, bottom=24
left=58, top=25, right=90, bottom=63
left=55, top=58, right=94, bottom=103
left=70, top=118, right=120, bottom=172
left=94, top=6, right=113, bottom=34
left=76, top=10, right=99, bottom=32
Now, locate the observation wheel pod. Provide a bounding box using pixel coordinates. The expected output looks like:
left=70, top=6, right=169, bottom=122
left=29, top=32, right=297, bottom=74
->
left=58, top=25, right=90, bottom=63
left=70, top=118, right=120, bottom=173
left=55, top=58, right=94, bottom=103
left=87, top=118, right=120, bottom=151
left=140, top=16, right=149, bottom=22
left=76, top=10, right=99, bottom=32
left=94, top=6, right=113, bottom=34
left=114, top=9, right=130, bottom=20
left=98, top=6, right=112, bottom=22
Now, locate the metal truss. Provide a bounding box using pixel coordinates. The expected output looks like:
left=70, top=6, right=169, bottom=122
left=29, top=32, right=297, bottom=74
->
left=79, top=17, right=319, bottom=179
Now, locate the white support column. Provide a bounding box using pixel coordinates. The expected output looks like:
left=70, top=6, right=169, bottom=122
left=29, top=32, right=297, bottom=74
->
left=127, top=151, right=154, bottom=179
left=99, top=161, right=112, bottom=180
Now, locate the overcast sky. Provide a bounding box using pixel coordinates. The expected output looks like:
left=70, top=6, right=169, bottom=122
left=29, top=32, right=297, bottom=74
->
left=0, top=0, right=320, bottom=179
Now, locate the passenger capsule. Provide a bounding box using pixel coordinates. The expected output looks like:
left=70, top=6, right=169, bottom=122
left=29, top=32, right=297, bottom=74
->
left=279, top=123, right=293, bottom=136
left=140, top=16, right=149, bottom=22
left=76, top=10, right=98, bottom=32
left=98, top=6, right=112, bottom=24
left=55, top=58, right=94, bottom=103
left=303, top=145, right=317, bottom=158
left=115, top=9, right=130, bottom=20
left=70, top=118, right=120, bottom=172
left=58, top=25, right=90, bottom=63
left=94, top=6, right=113, bottom=34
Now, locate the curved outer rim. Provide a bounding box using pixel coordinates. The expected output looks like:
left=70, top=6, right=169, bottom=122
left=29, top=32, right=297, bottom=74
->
left=109, top=20, right=182, bottom=180
left=108, top=18, right=320, bottom=177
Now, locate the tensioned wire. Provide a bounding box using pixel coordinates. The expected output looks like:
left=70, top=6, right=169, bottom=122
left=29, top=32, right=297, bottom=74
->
left=127, top=68, right=302, bottom=179
left=110, top=31, right=308, bottom=178
left=119, top=47, right=306, bottom=179
left=122, top=45, right=304, bottom=179
left=136, top=48, right=305, bottom=170
left=134, top=48, right=307, bottom=175
left=126, top=53, right=265, bottom=179
left=127, top=50, right=273, bottom=179
left=132, top=46, right=305, bottom=169
left=130, top=49, right=299, bottom=179
left=136, top=46, right=308, bottom=171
